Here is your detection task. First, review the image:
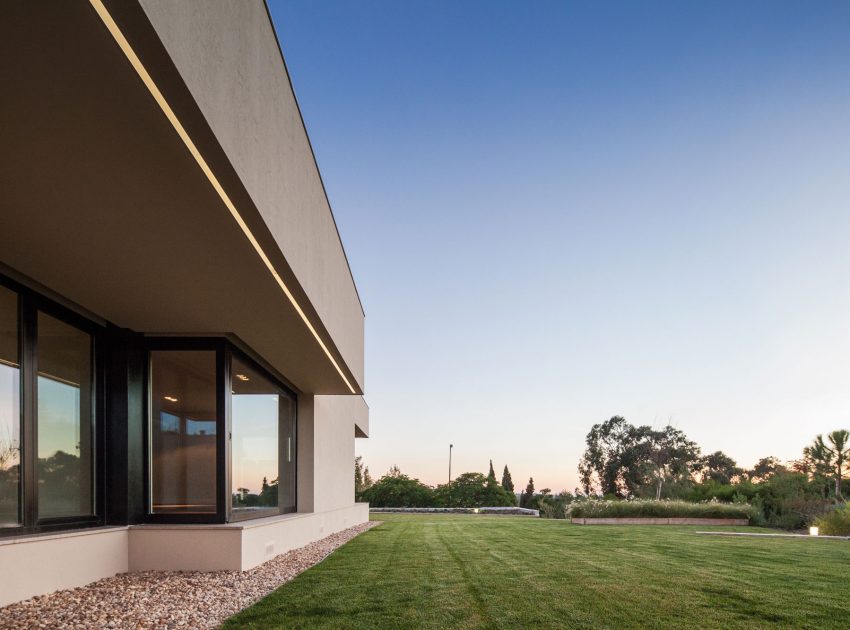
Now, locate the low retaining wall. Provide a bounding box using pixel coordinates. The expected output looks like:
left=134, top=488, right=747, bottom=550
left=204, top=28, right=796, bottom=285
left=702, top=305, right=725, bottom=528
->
left=571, top=517, right=749, bottom=525
left=370, top=507, right=539, bottom=517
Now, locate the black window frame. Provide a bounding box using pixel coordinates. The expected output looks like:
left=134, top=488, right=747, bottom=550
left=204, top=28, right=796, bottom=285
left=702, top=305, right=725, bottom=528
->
left=143, top=338, right=297, bottom=525
left=0, top=275, right=104, bottom=538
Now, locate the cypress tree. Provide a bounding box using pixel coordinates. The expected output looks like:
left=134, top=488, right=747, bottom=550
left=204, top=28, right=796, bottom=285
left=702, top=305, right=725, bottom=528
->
left=521, top=477, right=535, bottom=508
left=487, top=459, right=497, bottom=483
left=501, top=465, right=514, bottom=492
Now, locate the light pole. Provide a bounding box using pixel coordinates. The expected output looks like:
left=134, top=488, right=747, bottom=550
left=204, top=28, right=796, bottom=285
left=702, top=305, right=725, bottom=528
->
left=448, top=444, right=453, bottom=485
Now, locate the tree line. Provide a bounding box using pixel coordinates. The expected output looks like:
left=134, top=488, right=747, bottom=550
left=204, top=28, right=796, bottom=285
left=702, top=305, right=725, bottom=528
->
left=578, top=416, right=849, bottom=529
left=355, top=456, right=556, bottom=510
left=354, top=419, right=849, bottom=529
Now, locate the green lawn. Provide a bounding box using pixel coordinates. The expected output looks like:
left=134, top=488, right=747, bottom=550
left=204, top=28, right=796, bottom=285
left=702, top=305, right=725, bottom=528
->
left=223, top=514, right=850, bottom=629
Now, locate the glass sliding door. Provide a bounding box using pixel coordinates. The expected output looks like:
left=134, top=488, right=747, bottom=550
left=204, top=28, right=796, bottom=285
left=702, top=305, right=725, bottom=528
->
left=0, top=280, right=101, bottom=535
left=36, top=312, right=94, bottom=519
left=149, top=350, right=218, bottom=515
left=144, top=342, right=296, bottom=523
left=231, top=355, right=296, bottom=520
left=0, top=287, right=20, bottom=527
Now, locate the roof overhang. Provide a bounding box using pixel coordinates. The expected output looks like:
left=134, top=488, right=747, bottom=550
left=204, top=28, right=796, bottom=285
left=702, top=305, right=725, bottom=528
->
left=0, top=1, right=360, bottom=395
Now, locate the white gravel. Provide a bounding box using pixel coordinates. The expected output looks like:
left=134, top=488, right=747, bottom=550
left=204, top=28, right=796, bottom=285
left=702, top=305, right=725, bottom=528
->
left=0, top=521, right=381, bottom=630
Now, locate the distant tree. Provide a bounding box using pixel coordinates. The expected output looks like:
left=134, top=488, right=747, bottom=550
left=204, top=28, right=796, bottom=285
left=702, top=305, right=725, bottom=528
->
left=434, top=472, right=515, bottom=507
left=487, top=460, right=497, bottom=484
left=647, top=425, right=701, bottom=500
left=361, top=470, right=433, bottom=507
left=699, top=451, right=742, bottom=485
left=501, top=465, right=514, bottom=492
left=578, top=416, right=700, bottom=498
left=520, top=477, right=535, bottom=508
left=798, top=437, right=834, bottom=497
left=355, top=456, right=373, bottom=500
left=578, top=416, right=641, bottom=496
left=387, top=464, right=402, bottom=477
left=822, top=430, right=850, bottom=498
left=746, top=456, right=786, bottom=483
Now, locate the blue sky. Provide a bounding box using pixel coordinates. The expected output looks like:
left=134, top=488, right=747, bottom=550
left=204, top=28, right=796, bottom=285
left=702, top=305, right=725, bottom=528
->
left=268, top=1, right=850, bottom=491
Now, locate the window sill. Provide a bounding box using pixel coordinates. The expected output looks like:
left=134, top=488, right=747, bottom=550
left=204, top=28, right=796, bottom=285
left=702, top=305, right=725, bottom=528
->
left=0, top=525, right=128, bottom=546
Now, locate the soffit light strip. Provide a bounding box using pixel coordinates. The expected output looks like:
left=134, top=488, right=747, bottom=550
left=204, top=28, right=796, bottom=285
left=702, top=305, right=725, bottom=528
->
left=88, top=0, right=356, bottom=394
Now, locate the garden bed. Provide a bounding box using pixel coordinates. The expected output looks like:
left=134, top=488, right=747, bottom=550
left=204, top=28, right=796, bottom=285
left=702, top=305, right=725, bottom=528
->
left=572, top=517, right=748, bottom=525
left=569, top=500, right=755, bottom=523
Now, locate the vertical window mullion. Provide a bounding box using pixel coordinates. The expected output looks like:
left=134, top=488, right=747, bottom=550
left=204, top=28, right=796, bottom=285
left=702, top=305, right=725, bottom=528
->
left=217, top=346, right=228, bottom=524
left=20, top=297, right=37, bottom=529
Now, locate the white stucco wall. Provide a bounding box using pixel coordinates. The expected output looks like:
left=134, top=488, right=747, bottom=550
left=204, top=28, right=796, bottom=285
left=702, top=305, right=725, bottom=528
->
left=139, top=0, right=365, bottom=389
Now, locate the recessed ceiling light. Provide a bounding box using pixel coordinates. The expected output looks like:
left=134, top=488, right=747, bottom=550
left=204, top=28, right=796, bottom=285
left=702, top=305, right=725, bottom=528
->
left=164, top=396, right=178, bottom=402
left=235, top=374, right=250, bottom=382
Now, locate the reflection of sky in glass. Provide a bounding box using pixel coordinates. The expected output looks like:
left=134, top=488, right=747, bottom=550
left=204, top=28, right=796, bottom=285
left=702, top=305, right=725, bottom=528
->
left=37, top=377, right=80, bottom=459
left=232, top=395, right=278, bottom=495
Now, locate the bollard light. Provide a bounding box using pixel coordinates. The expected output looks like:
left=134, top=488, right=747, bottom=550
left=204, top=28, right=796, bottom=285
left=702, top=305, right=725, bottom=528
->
left=810, top=526, right=819, bottom=536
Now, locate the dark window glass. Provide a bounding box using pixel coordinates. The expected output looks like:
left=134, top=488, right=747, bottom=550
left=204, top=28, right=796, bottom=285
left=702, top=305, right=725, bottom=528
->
left=150, top=351, right=217, bottom=514
left=231, top=357, right=296, bottom=519
left=37, top=312, right=94, bottom=519
left=279, top=394, right=296, bottom=513
left=0, top=287, right=20, bottom=526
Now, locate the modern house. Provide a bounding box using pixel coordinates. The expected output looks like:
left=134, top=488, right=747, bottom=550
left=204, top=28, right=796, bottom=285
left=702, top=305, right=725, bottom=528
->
left=0, top=0, right=368, bottom=606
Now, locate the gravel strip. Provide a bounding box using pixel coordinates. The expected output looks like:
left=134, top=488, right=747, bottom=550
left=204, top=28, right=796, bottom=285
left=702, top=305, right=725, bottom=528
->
left=0, top=521, right=381, bottom=629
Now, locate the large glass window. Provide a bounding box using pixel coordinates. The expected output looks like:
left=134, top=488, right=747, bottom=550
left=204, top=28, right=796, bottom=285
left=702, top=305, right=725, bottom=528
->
left=0, top=288, right=20, bottom=527
left=36, top=312, right=94, bottom=519
left=146, top=345, right=296, bottom=522
left=231, top=357, right=296, bottom=517
left=0, top=281, right=100, bottom=534
left=149, top=350, right=217, bottom=514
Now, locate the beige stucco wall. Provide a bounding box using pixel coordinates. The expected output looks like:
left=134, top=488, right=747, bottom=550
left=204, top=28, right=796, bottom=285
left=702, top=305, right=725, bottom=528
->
left=127, top=504, right=368, bottom=573
left=129, top=527, right=243, bottom=572
left=139, top=0, right=365, bottom=390
left=239, top=503, right=369, bottom=570
left=297, top=394, right=367, bottom=514
left=0, top=505, right=370, bottom=606
left=0, top=527, right=129, bottom=607
left=312, top=395, right=368, bottom=513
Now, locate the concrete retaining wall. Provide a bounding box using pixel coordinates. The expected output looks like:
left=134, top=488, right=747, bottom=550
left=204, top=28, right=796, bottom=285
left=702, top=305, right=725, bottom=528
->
left=371, top=507, right=540, bottom=517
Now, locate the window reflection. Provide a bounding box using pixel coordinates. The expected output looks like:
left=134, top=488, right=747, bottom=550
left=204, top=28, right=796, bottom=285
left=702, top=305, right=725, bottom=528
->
left=231, top=358, right=296, bottom=518
left=37, top=312, right=93, bottom=519
left=149, top=351, right=217, bottom=514
left=0, top=287, right=20, bottom=526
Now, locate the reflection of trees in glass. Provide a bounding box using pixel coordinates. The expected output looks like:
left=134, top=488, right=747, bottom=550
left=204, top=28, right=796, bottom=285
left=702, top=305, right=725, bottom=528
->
left=0, top=423, right=19, bottom=523
left=232, top=476, right=278, bottom=509
left=37, top=450, right=81, bottom=514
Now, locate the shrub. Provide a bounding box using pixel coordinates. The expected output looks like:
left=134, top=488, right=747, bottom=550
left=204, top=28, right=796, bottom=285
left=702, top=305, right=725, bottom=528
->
left=815, top=504, right=850, bottom=536
left=538, top=492, right=573, bottom=519
left=360, top=473, right=434, bottom=507
left=433, top=473, right=516, bottom=508
left=570, top=499, right=756, bottom=521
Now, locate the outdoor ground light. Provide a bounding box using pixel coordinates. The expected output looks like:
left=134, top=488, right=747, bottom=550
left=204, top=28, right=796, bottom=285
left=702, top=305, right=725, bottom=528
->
left=809, top=526, right=819, bottom=536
